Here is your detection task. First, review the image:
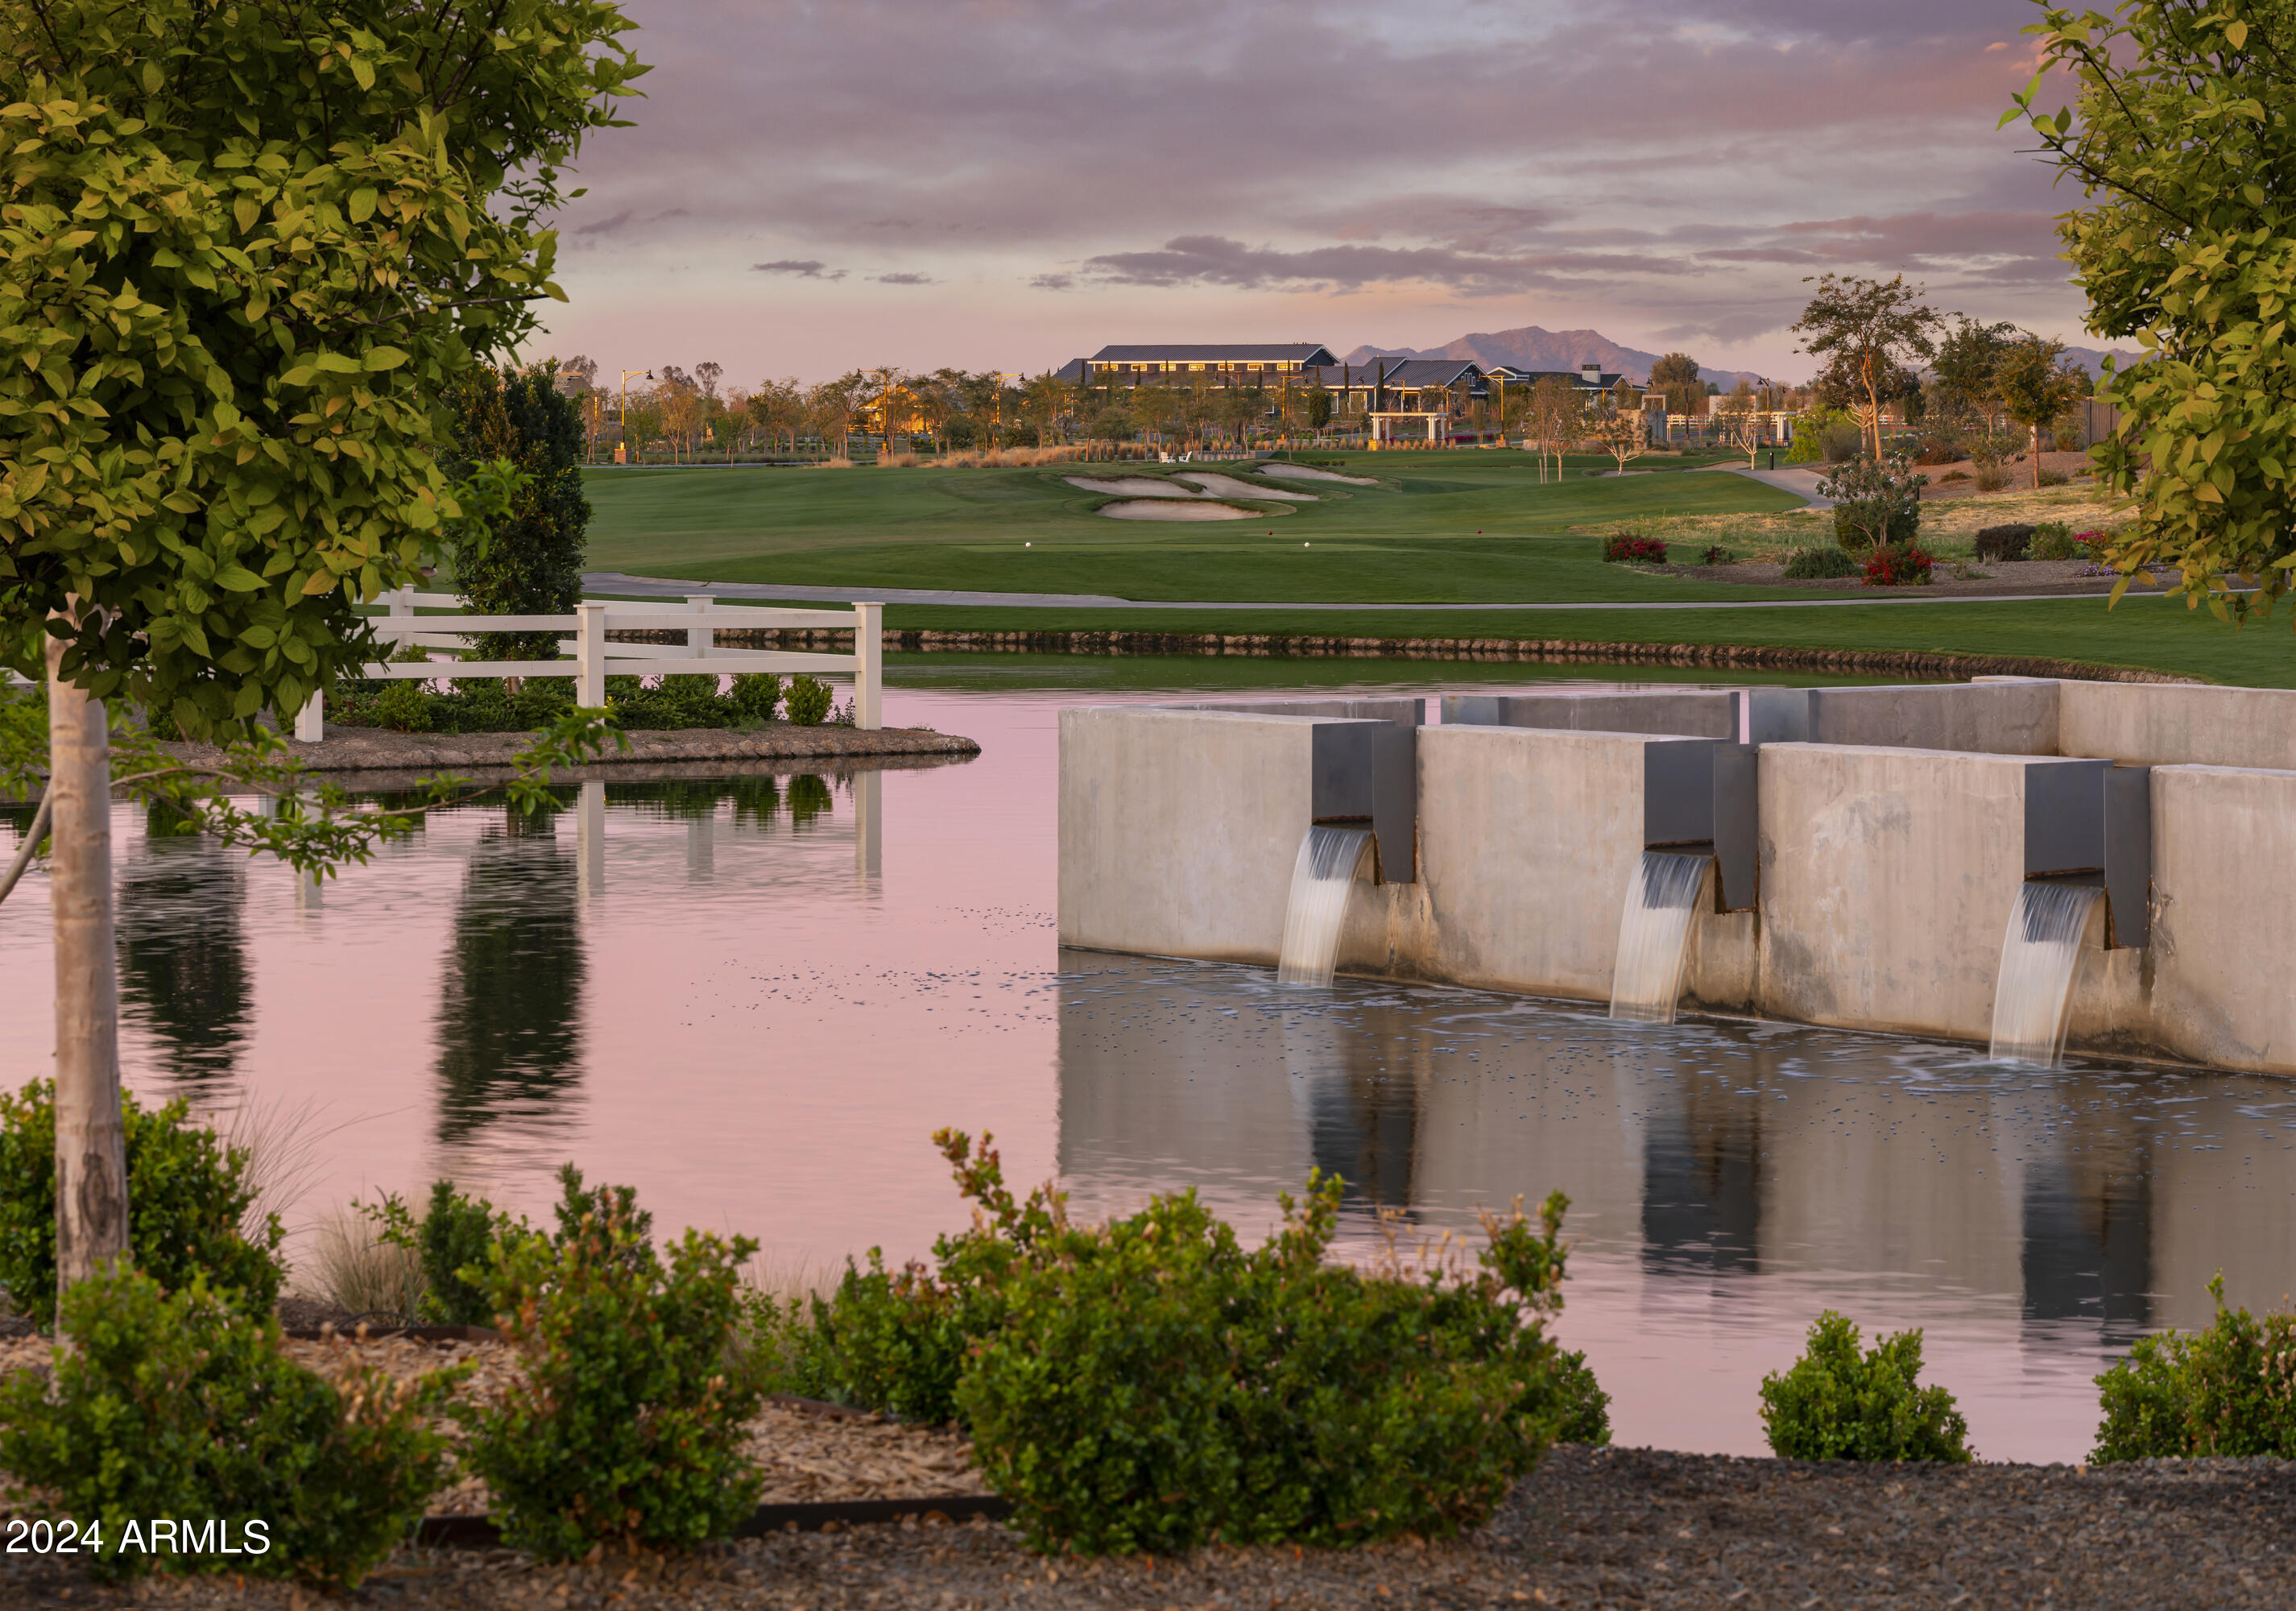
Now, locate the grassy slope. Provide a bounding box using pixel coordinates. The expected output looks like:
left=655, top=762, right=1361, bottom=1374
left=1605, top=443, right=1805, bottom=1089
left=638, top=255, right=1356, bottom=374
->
left=578, top=454, right=2296, bottom=686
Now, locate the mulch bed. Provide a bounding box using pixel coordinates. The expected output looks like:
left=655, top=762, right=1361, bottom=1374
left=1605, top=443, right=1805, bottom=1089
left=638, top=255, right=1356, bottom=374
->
left=9, top=1444, right=2296, bottom=1607
left=1644, top=557, right=2142, bottom=597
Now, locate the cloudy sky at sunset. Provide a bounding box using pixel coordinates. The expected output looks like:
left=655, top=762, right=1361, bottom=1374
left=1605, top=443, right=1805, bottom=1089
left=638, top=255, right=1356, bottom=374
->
left=527, top=0, right=2087, bottom=387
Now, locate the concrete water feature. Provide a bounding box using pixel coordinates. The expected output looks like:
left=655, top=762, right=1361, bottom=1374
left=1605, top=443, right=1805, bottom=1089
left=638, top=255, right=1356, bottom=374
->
left=1057, top=677, right=2296, bottom=1074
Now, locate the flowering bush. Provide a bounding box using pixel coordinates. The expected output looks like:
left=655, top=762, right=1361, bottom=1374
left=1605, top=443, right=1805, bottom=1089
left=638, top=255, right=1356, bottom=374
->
left=1603, top=534, right=1668, bottom=564
left=1861, top=545, right=1934, bottom=586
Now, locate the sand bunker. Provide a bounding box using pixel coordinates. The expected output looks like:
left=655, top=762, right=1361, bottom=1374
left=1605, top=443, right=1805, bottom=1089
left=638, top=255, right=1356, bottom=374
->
left=1098, top=499, right=1254, bottom=521
left=1258, top=462, right=1376, bottom=486
left=1177, top=472, right=1315, bottom=501
left=1065, top=475, right=1205, bottom=498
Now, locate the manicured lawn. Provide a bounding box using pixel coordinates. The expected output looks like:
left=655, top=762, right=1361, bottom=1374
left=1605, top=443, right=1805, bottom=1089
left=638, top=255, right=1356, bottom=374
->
left=577, top=453, right=2296, bottom=686
left=582, top=454, right=1818, bottom=605
left=867, top=596, right=2296, bottom=688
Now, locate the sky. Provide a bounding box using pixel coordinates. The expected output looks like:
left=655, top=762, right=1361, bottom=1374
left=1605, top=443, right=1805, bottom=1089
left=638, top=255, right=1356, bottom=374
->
left=526, top=0, right=2090, bottom=388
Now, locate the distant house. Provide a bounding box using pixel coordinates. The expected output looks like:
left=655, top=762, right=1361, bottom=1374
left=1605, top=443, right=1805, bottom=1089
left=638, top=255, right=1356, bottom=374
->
left=1080, top=344, right=1342, bottom=386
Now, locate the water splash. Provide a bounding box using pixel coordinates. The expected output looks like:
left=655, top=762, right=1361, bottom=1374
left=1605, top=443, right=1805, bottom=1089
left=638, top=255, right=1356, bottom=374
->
left=1989, top=881, right=2103, bottom=1067
left=1609, top=851, right=1711, bottom=1024
left=1276, top=825, right=1376, bottom=988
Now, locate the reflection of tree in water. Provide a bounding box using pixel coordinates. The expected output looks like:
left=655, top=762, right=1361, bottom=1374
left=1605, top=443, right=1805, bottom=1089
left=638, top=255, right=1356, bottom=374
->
left=1642, top=1069, right=1764, bottom=1275
left=434, top=810, right=585, bottom=1146
left=2021, top=1079, right=2154, bottom=1344
left=788, top=774, right=832, bottom=829
left=115, top=827, right=250, bottom=1083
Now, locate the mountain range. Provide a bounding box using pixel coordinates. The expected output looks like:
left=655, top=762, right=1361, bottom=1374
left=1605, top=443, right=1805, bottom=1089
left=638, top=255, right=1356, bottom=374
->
left=1338, top=327, right=1764, bottom=389
left=1339, top=325, right=2143, bottom=387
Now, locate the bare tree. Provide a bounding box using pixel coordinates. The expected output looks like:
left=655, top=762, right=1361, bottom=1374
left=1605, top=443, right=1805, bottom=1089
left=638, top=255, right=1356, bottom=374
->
left=1713, top=382, right=1768, bottom=469
left=1525, top=375, right=1582, bottom=482
left=1793, top=274, right=1950, bottom=460
left=1587, top=402, right=1648, bottom=475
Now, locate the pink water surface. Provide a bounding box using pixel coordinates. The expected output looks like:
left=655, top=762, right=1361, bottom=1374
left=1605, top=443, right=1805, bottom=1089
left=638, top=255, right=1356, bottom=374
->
left=5, top=677, right=2294, bottom=1463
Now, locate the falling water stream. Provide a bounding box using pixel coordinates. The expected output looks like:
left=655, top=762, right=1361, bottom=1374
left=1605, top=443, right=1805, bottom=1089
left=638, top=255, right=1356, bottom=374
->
left=1275, top=824, right=1376, bottom=988
left=1989, top=881, right=2104, bottom=1066
left=1609, top=851, right=1711, bottom=1024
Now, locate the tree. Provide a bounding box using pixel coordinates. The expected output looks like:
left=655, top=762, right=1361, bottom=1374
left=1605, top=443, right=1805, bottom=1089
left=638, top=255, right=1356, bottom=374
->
left=1587, top=404, right=1647, bottom=475
left=0, top=0, right=642, bottom=1307
left=693, top=361, right=722, bottom=402
left=1714, top=383, right=1768, bottom=469
left=1526, top=376, right=1583, bottom=482
left=1932, top=317, right=2017, bottom=437
left=1994, top=335, right=2084, bottom=491
left=1792, top=275, right=1949, bottom=460
left=807, top=381, right=854, bottom=458
left=445, top=365, right=592, bottom=658
left=1306, top=384, right=1334, bottom=433
left=1649, top=351, right=1704, bottom=417
left=2011, top=2, right=2296, bottom=623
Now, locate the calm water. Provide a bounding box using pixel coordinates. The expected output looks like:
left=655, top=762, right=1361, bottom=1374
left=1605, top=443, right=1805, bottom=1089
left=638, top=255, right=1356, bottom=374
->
left=6, top=659, right=2294, bottom=1464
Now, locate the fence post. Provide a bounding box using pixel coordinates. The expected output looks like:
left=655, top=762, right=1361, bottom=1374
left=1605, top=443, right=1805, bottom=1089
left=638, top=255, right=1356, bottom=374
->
left=852, top=602, right=883, bottom=730
left=687, top=594, right=714, bottom=660
left=294, top=692, right=324, bottom=743
left=577, top=602, right=607, bottom=706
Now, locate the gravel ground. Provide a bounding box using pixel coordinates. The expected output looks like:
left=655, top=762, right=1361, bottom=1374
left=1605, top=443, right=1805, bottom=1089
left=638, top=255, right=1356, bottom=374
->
left=10, top=1445, right=2296, bottom=1608
left=159, top=721, right=981, bottom=776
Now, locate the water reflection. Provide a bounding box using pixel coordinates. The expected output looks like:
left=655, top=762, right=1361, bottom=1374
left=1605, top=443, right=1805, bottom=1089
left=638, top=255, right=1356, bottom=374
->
left=434, top=806, right=586, bottom=1149
left=1053, top=949, right=2296, bottom=1360
left=115, top=830, right=251, bottom=1083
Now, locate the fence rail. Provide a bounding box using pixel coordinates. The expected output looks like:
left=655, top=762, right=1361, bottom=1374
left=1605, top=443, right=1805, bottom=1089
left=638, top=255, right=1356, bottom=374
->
left=295, top=590, right=883, bottom=740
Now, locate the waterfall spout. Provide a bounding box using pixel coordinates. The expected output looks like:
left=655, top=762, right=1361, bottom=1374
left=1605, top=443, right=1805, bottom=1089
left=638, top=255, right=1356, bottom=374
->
left=1276, top=825, right=1376, bottom=987
left=1609, top=851, right=1711, bottom=1024
left=1988, top=882, right=2103, bottom=1066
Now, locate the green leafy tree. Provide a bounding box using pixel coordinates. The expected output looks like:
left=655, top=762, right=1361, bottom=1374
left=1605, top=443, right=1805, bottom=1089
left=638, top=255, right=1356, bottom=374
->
left=1648, top=350, right=1704, bottom=416
left=445, top=363, right=592, bottom=659
left=1793, top=275, right=1949, bottom=460
left=0, top=0, right=643, bottom=1312
left=1933, top=316, right=2018, bottom=435
left=1993, top=335, right=2084, bottom=490
left=2011, top=2, right=2296, bottom=622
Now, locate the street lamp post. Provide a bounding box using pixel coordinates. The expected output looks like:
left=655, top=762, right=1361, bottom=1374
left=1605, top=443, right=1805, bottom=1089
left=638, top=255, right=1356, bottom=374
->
left=617, top=368, right=652, bottom=464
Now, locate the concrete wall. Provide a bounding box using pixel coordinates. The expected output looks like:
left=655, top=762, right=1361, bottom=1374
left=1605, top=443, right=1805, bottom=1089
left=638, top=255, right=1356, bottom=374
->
left=2141, top=764, right=2296, bottom=1072
left=1445, top=690, right=1736, bottom=739
left=2059, top=681, right=2296, bottom=770
left=1803, top=681, right=2061, bottom=755
left=1058, top=708, right=1411, bottom=963
left=1413, top=726, right=1752, bottom=1002
left=1757, top=744, right=2112, bottom=1042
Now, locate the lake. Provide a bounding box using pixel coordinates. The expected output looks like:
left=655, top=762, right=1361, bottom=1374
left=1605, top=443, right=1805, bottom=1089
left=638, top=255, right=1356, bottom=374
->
left=4, top=655, right=2290, bottom=1463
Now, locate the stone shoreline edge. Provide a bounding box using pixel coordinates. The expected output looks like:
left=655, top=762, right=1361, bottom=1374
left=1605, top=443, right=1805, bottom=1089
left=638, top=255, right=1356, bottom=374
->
left=626, top=626, right=2196, bottom=685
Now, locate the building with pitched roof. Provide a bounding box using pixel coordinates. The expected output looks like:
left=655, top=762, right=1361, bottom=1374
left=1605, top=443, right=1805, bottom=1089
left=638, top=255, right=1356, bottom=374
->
left=1079, top=344, right=1342, bottom=385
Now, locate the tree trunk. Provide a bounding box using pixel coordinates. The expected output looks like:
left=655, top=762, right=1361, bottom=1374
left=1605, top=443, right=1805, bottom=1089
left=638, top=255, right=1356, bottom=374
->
left=47, top=621, right=129, bottom=1312
left=2032, top=422, right=2042, bottom=489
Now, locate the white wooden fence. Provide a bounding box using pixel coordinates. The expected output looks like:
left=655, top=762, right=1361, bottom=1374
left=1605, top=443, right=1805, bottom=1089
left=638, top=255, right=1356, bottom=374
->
left=296, top=590, right=883, bottom=740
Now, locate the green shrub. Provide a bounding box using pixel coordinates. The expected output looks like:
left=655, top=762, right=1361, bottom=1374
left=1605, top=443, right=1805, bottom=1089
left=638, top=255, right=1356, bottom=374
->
left=359, top=1180, right=530, bottom=1327
left=0, top=1079, right=283, bottom=1328
left=960, top=1170, right=1596, bottom=1554
left=2093, top=1275, right=2296, bottom=1460
left=438, top=678, right=515, bottom=733
left=511, top=676, right=574, bottom=729
left=374, top=680, right=432, bottom=733
left=784, top=674, right=834, bottom=726
left=1783, top=545, right=1859, bottom=579
left=2038, top=466, right=2071, bottom=486
left=0, top=1264, right=454, bottom=1589
left=1759, top=1311, right=1972, bottom=1462
left=658, top=672, right=727, bottom=727
left=458, top=1170, right=759, bottom=1561
left=2031, top=520, right=2079, bottom=559
left=729, top=672, right=783, bottom=722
